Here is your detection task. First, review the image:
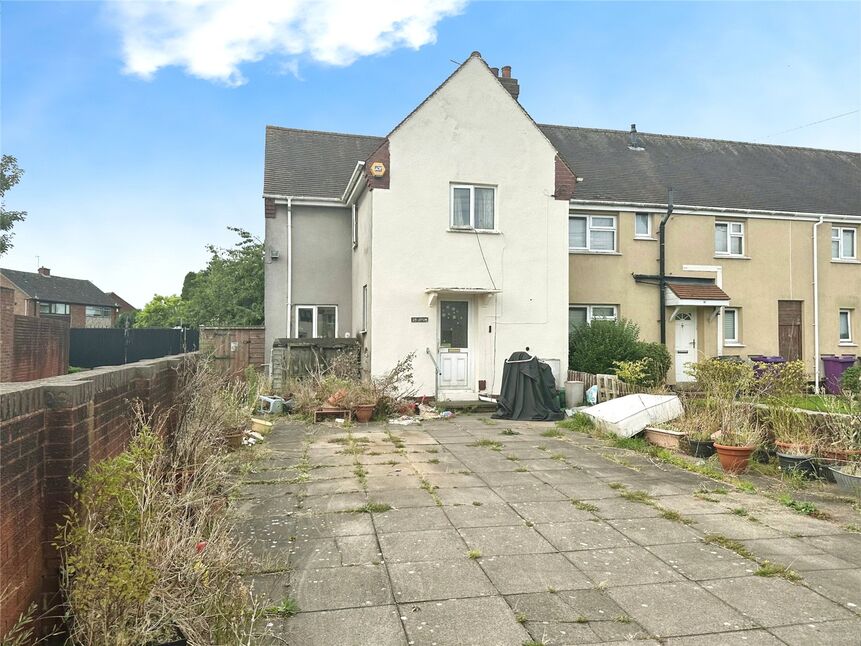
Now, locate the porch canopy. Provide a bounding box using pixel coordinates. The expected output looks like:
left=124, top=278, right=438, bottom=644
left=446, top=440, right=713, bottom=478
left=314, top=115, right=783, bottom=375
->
left=425, top=286, right=500, bottom=306
left=665, top=282, right=731, bottom=307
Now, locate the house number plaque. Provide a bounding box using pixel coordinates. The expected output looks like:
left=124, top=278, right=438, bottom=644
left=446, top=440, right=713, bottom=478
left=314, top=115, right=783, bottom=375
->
left=411, top=317, right=429, bottom=323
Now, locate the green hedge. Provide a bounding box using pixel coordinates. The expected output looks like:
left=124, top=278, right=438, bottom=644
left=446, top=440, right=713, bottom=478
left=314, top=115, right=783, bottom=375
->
left=841, top=365, right=861, bottom=394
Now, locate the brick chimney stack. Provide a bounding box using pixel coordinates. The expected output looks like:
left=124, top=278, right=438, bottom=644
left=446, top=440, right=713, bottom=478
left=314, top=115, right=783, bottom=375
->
left=37, top=267, right=50, bottom=276
left=497, top=65, right=519, bottom=100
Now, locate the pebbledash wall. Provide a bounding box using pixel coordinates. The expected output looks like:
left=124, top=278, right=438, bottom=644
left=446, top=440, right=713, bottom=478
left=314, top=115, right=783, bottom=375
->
left=1, top=286, right=70, bottom=382
left=0, top=353, right=192, bottom=637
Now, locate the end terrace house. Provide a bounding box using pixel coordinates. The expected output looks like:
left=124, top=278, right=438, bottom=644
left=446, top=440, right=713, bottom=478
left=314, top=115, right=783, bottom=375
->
left=263, top=52, right=861, bottom=393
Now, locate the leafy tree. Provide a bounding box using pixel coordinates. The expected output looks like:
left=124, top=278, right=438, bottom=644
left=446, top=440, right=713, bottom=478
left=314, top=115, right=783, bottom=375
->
left=115, top=310, right=138, bottom=328
left=135, top=295, right=186, bottom=328
left=183, top=227, right=263, bottom=326
left=1, top=155, right=27, bottom=256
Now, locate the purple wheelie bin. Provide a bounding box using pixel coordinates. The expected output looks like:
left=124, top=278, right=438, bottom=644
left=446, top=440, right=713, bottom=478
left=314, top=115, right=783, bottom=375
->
left=821, top=355, right=857, bottom=395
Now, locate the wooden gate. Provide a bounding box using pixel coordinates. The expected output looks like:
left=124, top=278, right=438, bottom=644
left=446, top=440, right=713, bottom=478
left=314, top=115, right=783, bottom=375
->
left=777, top=301, right=802, bottom=361
left=199, top=327, right=265, bottom=375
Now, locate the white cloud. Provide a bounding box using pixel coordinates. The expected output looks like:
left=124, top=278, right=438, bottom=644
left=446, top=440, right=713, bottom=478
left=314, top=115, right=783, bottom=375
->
left=109, top=0, right=466, bottom=86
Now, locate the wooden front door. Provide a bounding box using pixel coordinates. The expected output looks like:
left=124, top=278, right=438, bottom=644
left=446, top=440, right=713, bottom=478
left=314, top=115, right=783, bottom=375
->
left=778, top=301, right=802, bottom=361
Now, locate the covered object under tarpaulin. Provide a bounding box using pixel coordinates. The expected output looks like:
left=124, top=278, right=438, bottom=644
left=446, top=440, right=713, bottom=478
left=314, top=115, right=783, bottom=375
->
left=492, top=352, right=564, bottom=421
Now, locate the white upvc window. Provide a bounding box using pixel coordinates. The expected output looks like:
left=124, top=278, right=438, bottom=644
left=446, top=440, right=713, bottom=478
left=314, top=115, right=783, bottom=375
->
left=569, top=215, right=617, bottom=252
left=715, top=221, right=745, bottom=256
left=86, top=306, right=112, bottom=317
left=832, top=227, right=856, bottom=260
left=723, top=307, right=740, bottom=344
left=451, top=184, right=495, bottom=230
left=295, top=305, right=338, bottom=339
left=839, top=309, right=853, bottom=343
left=634, top=212, right=652, bottom=238
left=569, top=304, right=618, bottom=329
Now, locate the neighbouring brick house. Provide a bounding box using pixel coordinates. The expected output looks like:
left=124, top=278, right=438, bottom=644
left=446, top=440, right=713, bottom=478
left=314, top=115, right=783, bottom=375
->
left=0, top=267, right=120, bottom=328
left=107, top=291, right=138, bottom=315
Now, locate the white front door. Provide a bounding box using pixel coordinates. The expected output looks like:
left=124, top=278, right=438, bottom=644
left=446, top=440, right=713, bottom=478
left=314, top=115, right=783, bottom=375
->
left=674, top=308, right=698, bottom=382
left=439, top=300, right=470, bottom=390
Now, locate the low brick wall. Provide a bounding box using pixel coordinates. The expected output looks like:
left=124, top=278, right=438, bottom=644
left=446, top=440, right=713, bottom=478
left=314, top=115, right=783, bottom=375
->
left=0, top=353, right=191, bottom=636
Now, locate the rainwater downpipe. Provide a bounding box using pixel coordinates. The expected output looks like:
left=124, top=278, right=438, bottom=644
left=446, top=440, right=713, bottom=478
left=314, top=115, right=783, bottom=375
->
left=287, top=196, right=293, bottom=338
left=813, top=216, right=824, bottom=392
left=659, top=189, right=674, bottom=344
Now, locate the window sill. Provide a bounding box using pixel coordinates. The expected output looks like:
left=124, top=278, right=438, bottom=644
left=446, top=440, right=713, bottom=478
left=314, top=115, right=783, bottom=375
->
left=723, top=343, right=746, bottom=348
left=448, top=228, right=500, bottom=235
left=634, top=236, right=657, bottom=241
left=831, top=258, right=860, bottom=264
left=714, top=254, right=751, bottom=260
left=838, top=342, right=857, bottom=347
left=569, top=250, right=622, bottom=255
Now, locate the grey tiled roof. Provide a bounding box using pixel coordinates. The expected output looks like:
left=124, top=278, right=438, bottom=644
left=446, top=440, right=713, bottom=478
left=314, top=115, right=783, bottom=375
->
left=262, top=124, right=861, bottom=216
left=264, top=126, right=384, bottom=199
left=0, top=268, right=117, bottom=307
left=539, top=125, right=861, bottom=215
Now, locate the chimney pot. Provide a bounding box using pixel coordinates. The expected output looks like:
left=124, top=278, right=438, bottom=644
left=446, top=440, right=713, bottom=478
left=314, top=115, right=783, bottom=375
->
left=470, top=50, right=482, bottom=58
left=38, top=267, right=51, bottom=276
left=490, top=67, right=499, bottom=77
left=501, top=65, right=511, bottom=78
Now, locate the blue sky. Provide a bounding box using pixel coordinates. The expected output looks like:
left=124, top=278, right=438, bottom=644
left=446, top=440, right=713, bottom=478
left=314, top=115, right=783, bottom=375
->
left=2, top=1, right=859, bottom=307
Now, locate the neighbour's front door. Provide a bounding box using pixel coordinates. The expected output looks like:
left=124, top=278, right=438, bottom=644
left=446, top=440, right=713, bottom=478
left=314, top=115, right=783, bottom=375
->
left=778, top=301, right=802, bottom=361
left=439, top=300, right=469, bottom=389
left=674, top=308, right=698, bottom=382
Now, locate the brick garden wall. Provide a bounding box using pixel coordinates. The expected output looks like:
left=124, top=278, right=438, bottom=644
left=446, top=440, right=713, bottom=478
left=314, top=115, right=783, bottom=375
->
left=0, top=354, right=190, bottom=637
left=0, top=287, right=70, bottom=382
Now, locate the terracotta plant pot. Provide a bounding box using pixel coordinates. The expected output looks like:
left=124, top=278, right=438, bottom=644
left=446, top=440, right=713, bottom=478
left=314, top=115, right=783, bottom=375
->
left=225, top=427, right=245, bottom=449
left=644, top=427, right=686, bottom=450
left=774, top=441, right=813, bottom=455
left=713, top=443, right=756, bottom=474
left=353, top=404, right=375, bottom=423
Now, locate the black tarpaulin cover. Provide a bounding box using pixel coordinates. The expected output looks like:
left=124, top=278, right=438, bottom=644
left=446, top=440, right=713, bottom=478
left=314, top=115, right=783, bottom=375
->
left=492, top=351, right=564, bottom=421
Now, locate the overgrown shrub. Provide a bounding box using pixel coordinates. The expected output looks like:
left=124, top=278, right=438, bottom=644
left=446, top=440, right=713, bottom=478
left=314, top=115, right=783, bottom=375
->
left=569, top=319, right=641, bottom=375
left=754, top=360, right=806, bottom=397
left=635, top=342, right=671, bottom=387
left=841, top=365, right=861, bottom=394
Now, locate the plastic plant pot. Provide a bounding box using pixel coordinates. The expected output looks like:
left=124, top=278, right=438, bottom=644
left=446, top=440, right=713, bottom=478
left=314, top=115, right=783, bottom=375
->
left=683, top=438, right=716, bottom=459
left=776, top=452, right=819, bottom=479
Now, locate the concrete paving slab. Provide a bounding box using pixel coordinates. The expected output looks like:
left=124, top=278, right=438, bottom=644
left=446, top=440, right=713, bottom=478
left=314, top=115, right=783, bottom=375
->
left=703, top=576, right=854, bottom=626
left=789, top=568, right=861, bottom=611
left=536, top=520, right=633, bottom=551
left=803, top=534, right=861, bottom=566
left=378, top=528, right=468, bottom=563
left=588, top=497, right=664, bottom=520
left=664, top=629, right=783, bottom=645
left=681, top=513, right=782, bottom=540
left=422, top=472, right=485, bottom=488
left=265, top=604, right=407, bottom=646
left=287, top=511, right=375, bottom=538
left=769, top=618, right=861, bottom=645
left=301, top=492, right=368, bottom=513
left=388, top=559, right=496, bottom=602
left=511, top=500, right=596, bottom=524
left=459, top=525, right=557, bottom=556
left=435, top=486, right=506, bottom=506
left=554, top=481, right=627, bottom=500
left=479, top=470, right=544, bottom=486
left=371, top=488, right=438, bottom=508
left=755, top=510, right=846, bottom=537
left=566, top=546, right=685, bottom=586
left=490, top=482, right=569, bottom=502
left=479, top=553, right=593, bottom=594
left=653, top=494, right=730, bottom=516
left=300, top=478, right=364, bottom=496
left=444, top=503, right=526, bottom=528
left=243, top=572, right=291, bottom=607
left=364, top=475, right=423, bottom=491
left=290, top=564, right=392, bottom=611
left=287, top=534, right=381, bottom=569
left=740, top=537, right=827, bottom=563
left=607, top=581, right=756, bottom=637
left=608, top=518, right=701, bottom=546
left=399, top=596, right=530, bottom=646
left=646, top=542, right=757, bottom=581
left=373, top=506, right=454, bottom=534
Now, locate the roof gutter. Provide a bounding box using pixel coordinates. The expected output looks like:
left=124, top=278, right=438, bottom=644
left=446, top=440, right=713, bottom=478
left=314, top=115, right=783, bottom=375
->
left=568, top=199, right=861, bottom=222
left=341, top=161, right=366, bottom=205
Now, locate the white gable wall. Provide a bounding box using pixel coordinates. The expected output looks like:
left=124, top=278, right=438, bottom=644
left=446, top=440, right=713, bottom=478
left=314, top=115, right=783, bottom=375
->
left=369, top=57, right=569, bottom=397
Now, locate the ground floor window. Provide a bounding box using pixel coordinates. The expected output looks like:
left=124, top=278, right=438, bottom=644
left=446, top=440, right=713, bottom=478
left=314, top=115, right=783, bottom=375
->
left=723, top=307, right=740, bottom=344
left=569, top=304, right=618, bottom=329
left=296, top=305, right=337, bottom=338
left=39, top=302, right=70, bottom=315
left=839, top=309, right=853, bottom=343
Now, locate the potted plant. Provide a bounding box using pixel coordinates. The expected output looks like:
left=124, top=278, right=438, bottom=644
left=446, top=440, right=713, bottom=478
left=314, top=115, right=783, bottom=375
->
left=644, top=425, right=687, bottom=450
left=816, top=397, right=861, bottom=480
left=350, top=382, right=378, bottom=423
left=712, top=406, right=763, bottom=474
left=828, top=460, right=861, bottom=495
left=675, top=407, right=719, bottom=458
left=766, top=404, right=820, bottom=478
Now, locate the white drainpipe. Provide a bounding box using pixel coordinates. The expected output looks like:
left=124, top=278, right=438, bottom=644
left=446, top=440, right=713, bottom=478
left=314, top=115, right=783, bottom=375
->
left=287, top=196, right=293, bottom=338
left=813, top=216, right=824, bottom=392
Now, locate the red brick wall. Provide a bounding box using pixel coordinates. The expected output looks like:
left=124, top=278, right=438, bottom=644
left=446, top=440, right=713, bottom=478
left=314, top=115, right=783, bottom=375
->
left=0, top=354, right=190, bottom=638
left=69, top=304, right=86, bottom=329
left=1, top=288, right=70, bottom=382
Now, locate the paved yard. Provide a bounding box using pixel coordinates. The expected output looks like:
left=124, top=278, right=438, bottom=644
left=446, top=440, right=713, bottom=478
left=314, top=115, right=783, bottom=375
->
left=235, top=415, right=861, bottom=645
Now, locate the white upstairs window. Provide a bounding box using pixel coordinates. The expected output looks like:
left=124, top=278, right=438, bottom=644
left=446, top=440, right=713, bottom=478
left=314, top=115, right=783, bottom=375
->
left=451, top=184, right=495, bottom=230
left=635, top=213, right=652, bottom=238
left=569, top=215, right=617, bottom=252
left=715, top=221, right=744, bottom=256
left=832, top=227, right=856, bottom=260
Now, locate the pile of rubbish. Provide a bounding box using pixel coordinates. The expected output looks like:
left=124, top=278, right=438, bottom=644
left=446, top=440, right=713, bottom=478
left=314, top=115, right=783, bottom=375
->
left=388, top=403, right=454, bottom=425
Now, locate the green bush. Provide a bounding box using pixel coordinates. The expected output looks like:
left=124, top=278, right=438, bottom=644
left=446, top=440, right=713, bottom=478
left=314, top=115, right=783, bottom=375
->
left=841, top=365, right=861, bottom=394
left=569, top=319, right=641, bottom=375
left=635, top=342, right=671, bottom=387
